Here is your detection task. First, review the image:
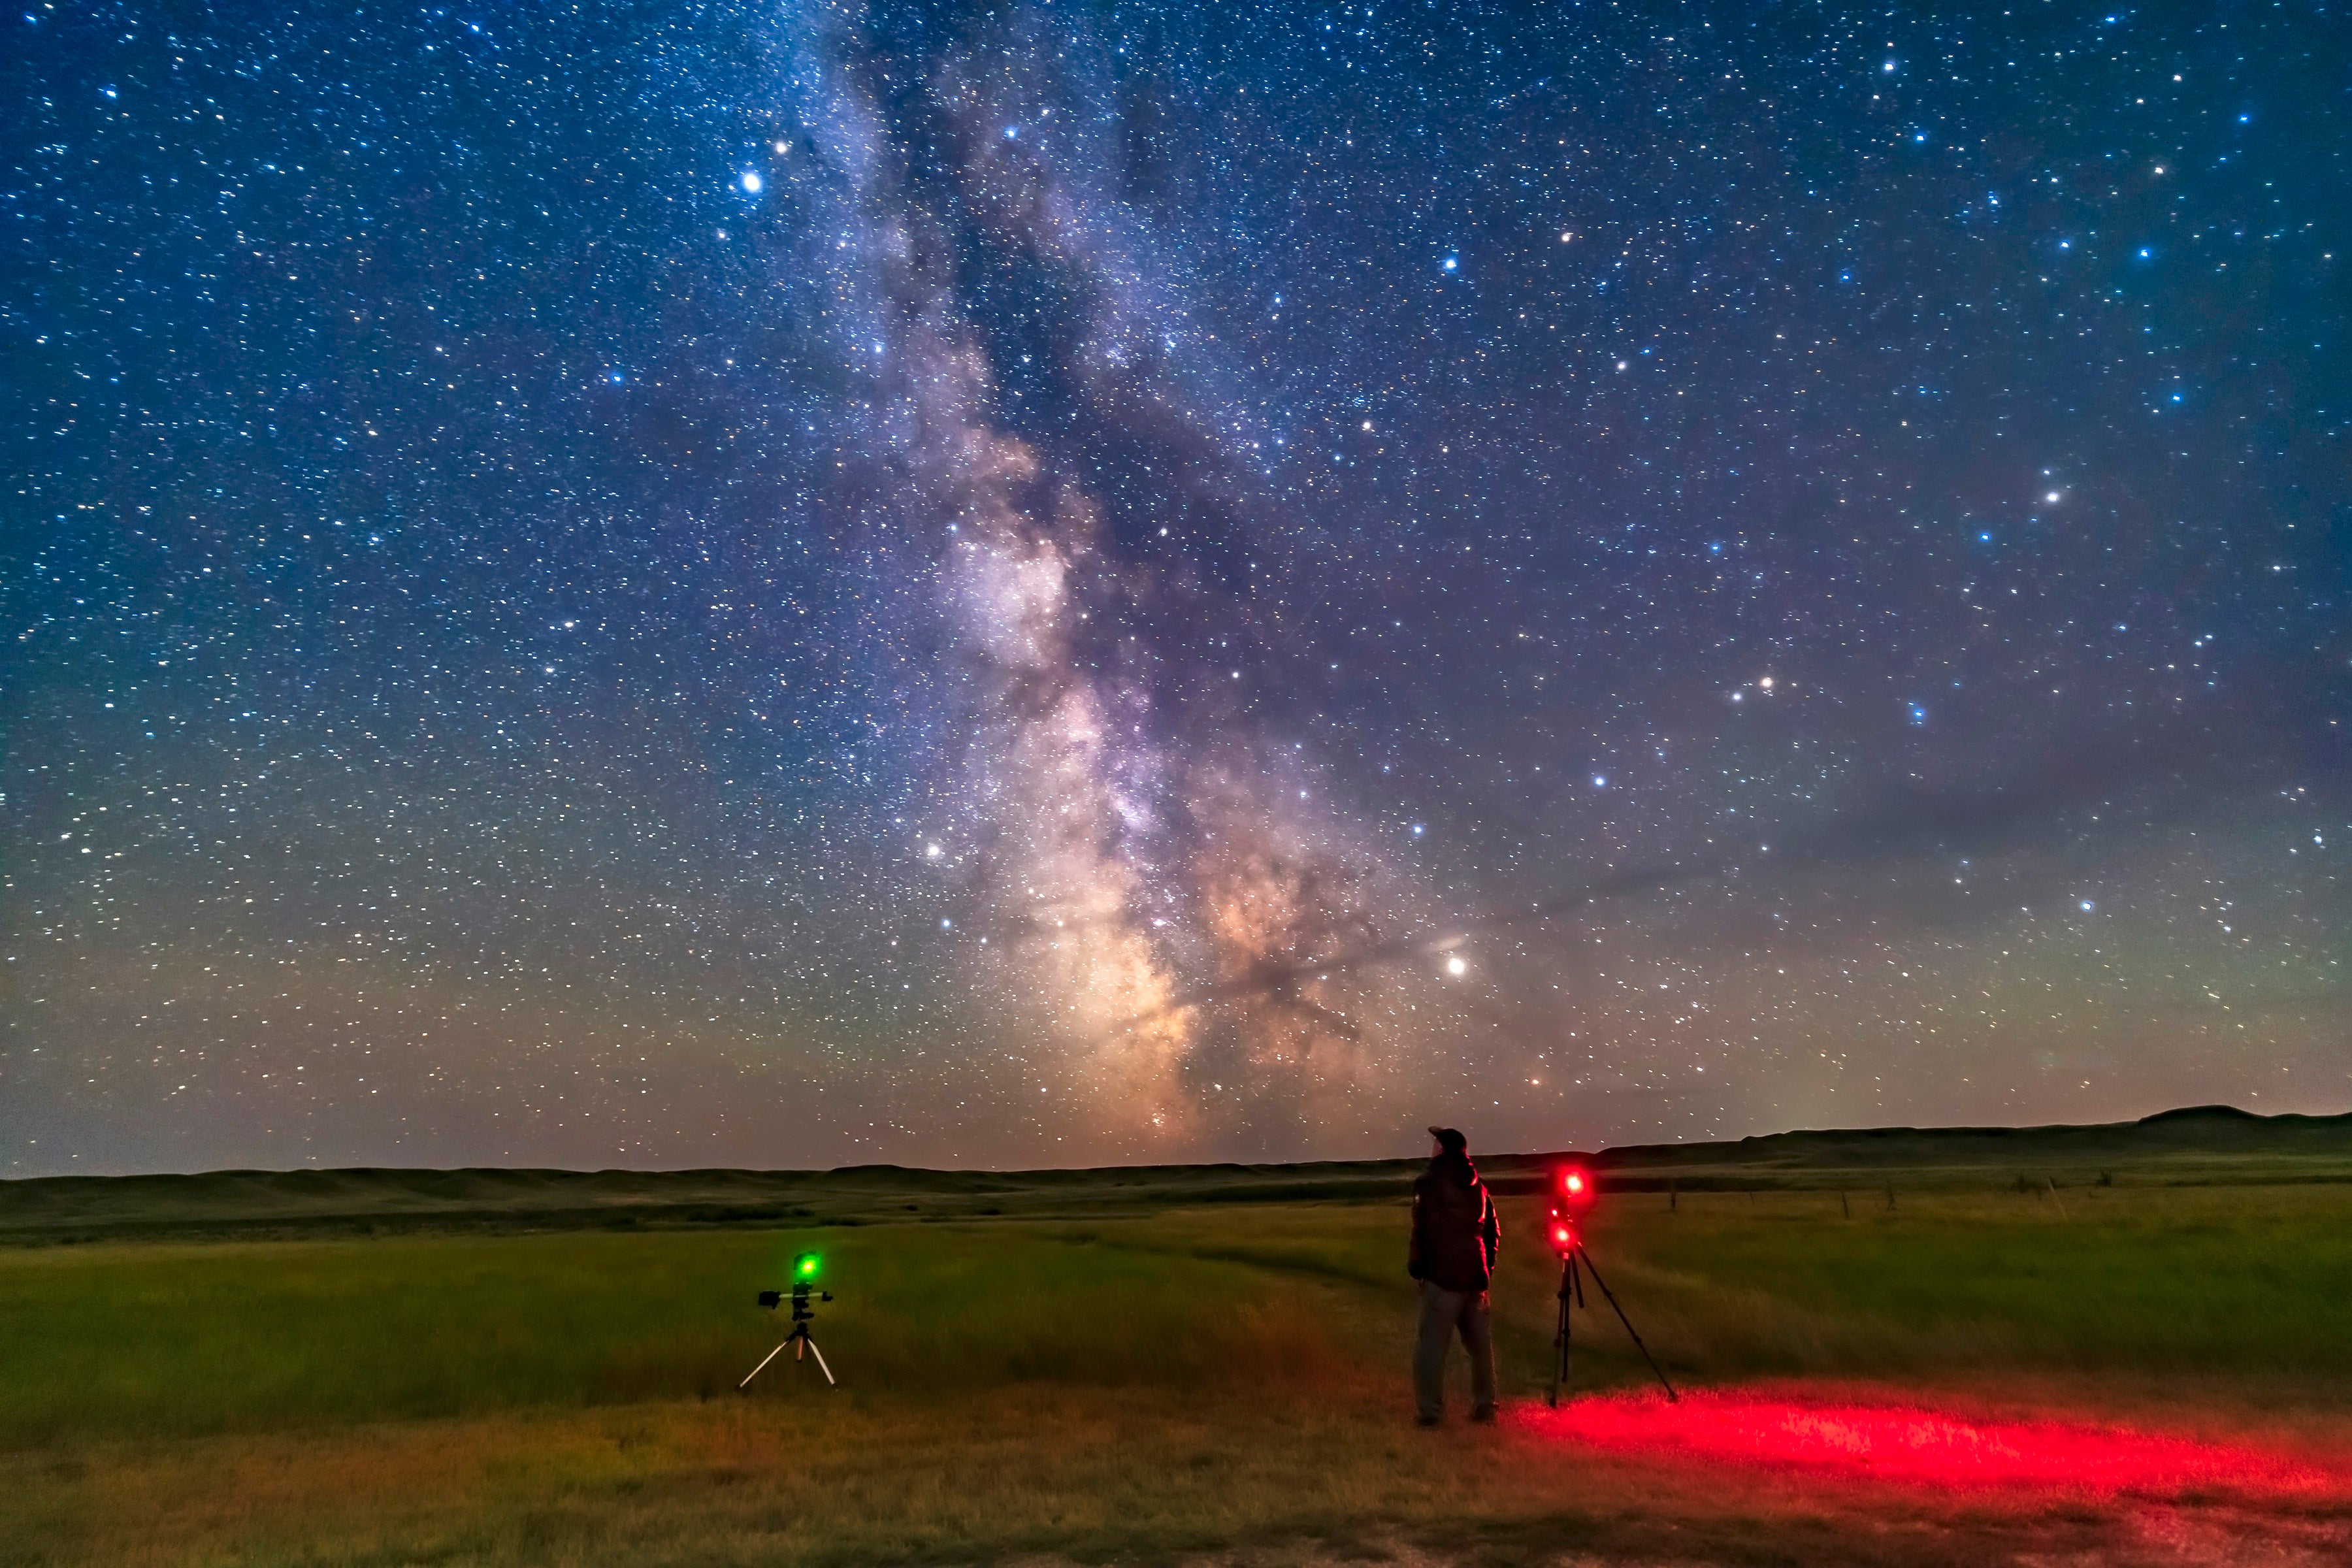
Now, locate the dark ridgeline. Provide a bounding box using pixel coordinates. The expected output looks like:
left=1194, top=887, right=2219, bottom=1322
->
left=5, top=1105, right=2346, bottom=1245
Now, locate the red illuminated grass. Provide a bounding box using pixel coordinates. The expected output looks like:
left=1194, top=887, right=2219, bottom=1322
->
left=1522, top=1388, right=2350, bottom=1499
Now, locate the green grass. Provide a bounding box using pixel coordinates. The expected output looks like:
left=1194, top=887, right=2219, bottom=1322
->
left=0, top=1225, right=1347, bottom=1446
left=5, top=1181, right=2352, bottom=1566
left=1609, top=1184, right=2352, bottom=1377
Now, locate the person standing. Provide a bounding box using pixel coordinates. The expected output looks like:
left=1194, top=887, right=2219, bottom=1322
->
left=1408, top=1124, right=1499, bottom=1425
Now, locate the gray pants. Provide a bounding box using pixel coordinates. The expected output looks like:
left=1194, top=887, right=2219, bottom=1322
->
left=1413, top=1281, right=1496, bottom=1420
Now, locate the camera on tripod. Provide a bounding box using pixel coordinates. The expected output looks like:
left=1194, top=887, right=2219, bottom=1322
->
left=740, top=1252, right=839, bottom=1390
left=1543, top=1164, right=1678, bottom=1407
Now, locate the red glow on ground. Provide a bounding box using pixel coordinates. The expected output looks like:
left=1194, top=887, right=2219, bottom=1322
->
left=1523, top=1390, right=2347, bottom=1499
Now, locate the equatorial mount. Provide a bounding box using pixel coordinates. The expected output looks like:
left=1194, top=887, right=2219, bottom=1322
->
left=740, top=1253, right=838, bottom=1390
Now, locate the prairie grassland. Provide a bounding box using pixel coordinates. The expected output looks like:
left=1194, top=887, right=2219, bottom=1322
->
left=5, top=1182, right=2352, bottom=1567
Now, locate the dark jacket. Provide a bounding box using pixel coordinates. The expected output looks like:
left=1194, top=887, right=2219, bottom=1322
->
left=1409, top=1152, right=1499, bottom=1292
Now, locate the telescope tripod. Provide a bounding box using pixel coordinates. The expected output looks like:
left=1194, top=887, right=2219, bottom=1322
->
left=1548, top=1240, right=1677, bottom=1407
left=740, top=1316, right=836, bottom=1390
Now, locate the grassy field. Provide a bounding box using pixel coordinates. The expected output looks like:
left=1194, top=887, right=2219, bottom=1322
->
left=7, top=1144, right=2352, bottom=1565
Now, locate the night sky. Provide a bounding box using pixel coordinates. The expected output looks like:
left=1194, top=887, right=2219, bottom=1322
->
left=5, top=0, right=2347, bottom=1177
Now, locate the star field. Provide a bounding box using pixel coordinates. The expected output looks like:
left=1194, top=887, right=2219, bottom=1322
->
left=4, top=0, right=2347, bottom=1174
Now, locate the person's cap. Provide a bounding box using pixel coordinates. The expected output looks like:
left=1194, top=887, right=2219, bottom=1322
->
left=1426, top=1126, right=1467, bottom=1154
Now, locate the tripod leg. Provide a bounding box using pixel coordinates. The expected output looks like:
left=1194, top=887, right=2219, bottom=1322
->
left=1566, top=1254, right=1579, bottom=1394
left=1550, top=1256, right=1572, bottom=1407
left=1566, top=1258, right=1579, bottom=1394
left=804, top=1337, right=836, bottom=1387
left=1575, top=1245, right=1678, bottom=1403
left=738, top=1339, right=791, bottom=1390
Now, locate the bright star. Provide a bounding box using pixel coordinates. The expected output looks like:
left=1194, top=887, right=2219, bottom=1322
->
left=739, top=171, right=762, bottom=193
left=1446, top=955, right=1467, bottom=977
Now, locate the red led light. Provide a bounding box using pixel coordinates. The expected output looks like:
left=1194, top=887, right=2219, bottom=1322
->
left=1546, top=1166, right=1595, bottom=1254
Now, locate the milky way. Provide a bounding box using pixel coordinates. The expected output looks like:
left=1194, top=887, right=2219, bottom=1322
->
left=4, top=0, right=2347, bottom=1175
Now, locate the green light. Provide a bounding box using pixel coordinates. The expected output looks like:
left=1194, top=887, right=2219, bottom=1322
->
left=794, top=1252, right=821, bottom=1278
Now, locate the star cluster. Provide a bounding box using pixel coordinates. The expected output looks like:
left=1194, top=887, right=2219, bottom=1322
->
left=4, top=0, right=2347, bottom=1174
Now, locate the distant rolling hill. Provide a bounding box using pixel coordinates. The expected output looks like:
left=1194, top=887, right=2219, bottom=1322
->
left=1586, top=1103, right=2352, bottom=1173
left=3, top=1104, right=2347, bottom=1243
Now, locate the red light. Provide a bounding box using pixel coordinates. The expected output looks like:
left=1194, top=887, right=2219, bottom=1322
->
left=1556, top=1165, right=1595, bottom=1211
left=1525, top=1390, right=2341, bottom=1499
left=1565, top=1173, right=1584, bottom=1194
